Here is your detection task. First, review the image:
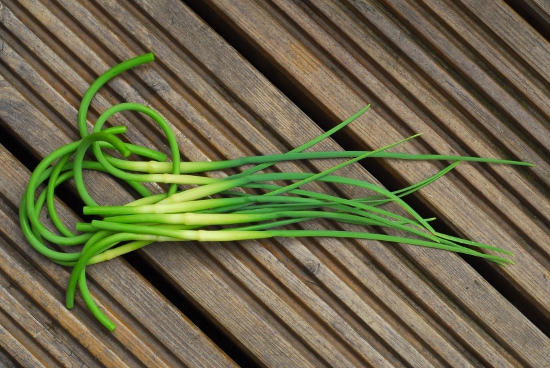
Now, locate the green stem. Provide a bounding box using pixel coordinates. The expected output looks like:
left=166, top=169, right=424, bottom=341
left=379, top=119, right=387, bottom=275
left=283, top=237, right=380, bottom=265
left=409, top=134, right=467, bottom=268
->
left=111, top=149, right=531, bottom=174
left=78, top=53, right=155, bottom=138
left=91, top=102, right=181, bottom=196
left=228, top=105, right=371, bottom=179
left=73, top=130, right=131, bottom=206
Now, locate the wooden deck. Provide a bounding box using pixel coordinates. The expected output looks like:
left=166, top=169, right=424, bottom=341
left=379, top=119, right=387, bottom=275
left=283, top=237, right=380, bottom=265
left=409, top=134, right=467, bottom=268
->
left=1, top=0, right=549, bottom=366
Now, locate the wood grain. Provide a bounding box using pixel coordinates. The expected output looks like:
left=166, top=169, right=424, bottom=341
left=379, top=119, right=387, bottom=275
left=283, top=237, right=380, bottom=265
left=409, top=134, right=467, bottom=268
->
left=0, top=81, right=236, bottom=366
left=0, top=0, right=548, bottom=366
left=196, top=0, right=550, bottom=313
left=506, top=0, right=550, bottom=37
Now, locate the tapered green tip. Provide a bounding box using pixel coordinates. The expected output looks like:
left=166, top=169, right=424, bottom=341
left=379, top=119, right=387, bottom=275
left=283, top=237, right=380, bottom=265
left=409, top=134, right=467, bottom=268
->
left=144, top=52, right=155, bottom=62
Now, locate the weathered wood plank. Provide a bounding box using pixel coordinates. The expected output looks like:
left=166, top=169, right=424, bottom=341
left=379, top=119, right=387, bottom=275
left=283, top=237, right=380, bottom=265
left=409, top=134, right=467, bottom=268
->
left=139, top=3, right=548, bottom=364
left=507, top=0, right=550, bottom=36
left=0, top=0, right=548, bottom=366
left=0, top=2, right=374, bottom=361
left=0, top=255, right=99, bottom=368
left=64, top=2, right=496, bottom=366
left=58, top=4, right=486, bottom=365
left=196, top=0, right=550, bottom=310
left=1, top=5, right=369, bottom=365
left=418, top=0, right=550, bottom=115
left=0, top=210, right=135, bottom=367
left=0, top=317, right=48, bottom=368
left=459, top=0, right=550, bottom=81
left=385, top=0, right=550, bottom=155
left=0, top=78, right=236, bottom=366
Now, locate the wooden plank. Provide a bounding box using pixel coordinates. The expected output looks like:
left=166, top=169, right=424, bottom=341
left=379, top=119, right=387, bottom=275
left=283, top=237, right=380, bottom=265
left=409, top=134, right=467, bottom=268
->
left=506, top=0, right=550, bottom=36
left=418, top=0, right=550, bottom=114
left=0, top=81, right=236, bottom=366
left=195, top=0, right=550, bottom=307
left=386, top=0, right=550, bottom=155
left=0, top=2, right=414, bottom=366
left=0, top=6, right=380, bottom=361
left=0, top=0, right=548, bottom=367
left=135, top=3, right=547, bottom=364
left=0, top=269, right=94, bottom=368
left=459, top=0, right=550, bottom=81
left=0, top=5, right=364, bottom=365
left=0, top=147, right=236, bottom=367
left=0, top=208, right=134, bottom=367
left=0, top=344, right=21, bottom=368
left=0, top=319, right=48, bottom=368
